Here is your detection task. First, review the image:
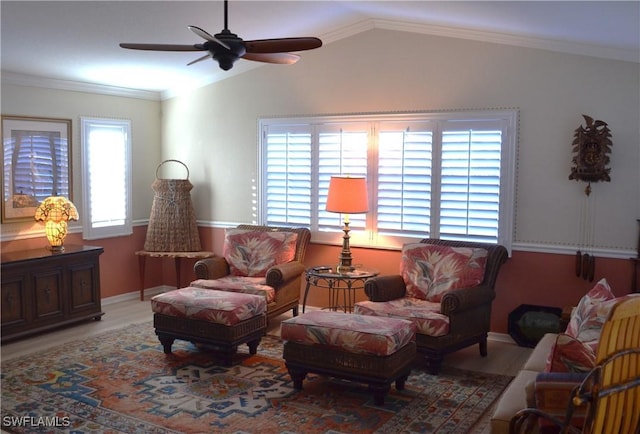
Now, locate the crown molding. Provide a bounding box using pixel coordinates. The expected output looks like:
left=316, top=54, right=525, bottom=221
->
left=372, top=18, right=639, bottom=64
left=373, top=19, right=640, bottom=63
left=1, top=71, right=161, bottom=101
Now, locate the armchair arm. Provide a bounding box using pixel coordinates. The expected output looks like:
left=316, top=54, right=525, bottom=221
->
left=193, top=256, right=230, bottom=280
left=364, top=275, right=407, bottom=302
left=266, top=261, right=305, bottom=287
left=441, top=285, right=495, bottom=315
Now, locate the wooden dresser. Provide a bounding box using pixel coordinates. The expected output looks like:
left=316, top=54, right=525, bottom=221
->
left=1, top=245, right=104, bottom=343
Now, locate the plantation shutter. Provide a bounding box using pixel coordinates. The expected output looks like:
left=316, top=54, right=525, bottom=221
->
left=86, top=123, right=128, bottom=228
left=317, top=123, right=369, bottom=231
left=438, top=121, right=502, bottom=242
left=376, top=121, right=433, bottom=238
left=259, top=110, right=516, bottom=250
left=81, top=117, right=132, bottom=240
left=263, top=124, right=312, bottom=226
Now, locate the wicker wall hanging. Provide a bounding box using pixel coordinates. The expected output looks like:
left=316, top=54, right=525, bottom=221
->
left=144, top=159, right=202, bottom=252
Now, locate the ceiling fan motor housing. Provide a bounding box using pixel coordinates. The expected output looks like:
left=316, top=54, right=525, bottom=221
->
left=212, top=30, right=246, bottom=70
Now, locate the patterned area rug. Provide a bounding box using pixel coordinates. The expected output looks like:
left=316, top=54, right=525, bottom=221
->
left=1, top=323, right=512, bottom=434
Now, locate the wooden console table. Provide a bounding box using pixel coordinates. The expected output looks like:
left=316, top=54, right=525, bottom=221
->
left=1, top=245, right=104, bottom=343
left=135, top=250, right=214, bottom=301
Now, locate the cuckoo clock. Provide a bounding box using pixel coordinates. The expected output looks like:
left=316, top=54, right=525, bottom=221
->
left=569, top=114, right=612, bottom=196
left=570, top=115, right=613, bottom=282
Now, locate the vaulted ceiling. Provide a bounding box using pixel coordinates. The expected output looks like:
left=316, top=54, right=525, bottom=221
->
left=2, top=1, right=639, bottom=99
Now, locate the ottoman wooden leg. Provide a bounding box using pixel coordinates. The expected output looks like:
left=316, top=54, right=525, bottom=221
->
left=247, top=338, right=261, bottom=355
left=157, top=333, right=175, bottom=354
left=286, top=365, right=307, bottom=390
left=369, top=384, right=390, bottom=406
left=395, top=373, right=409, bottom=390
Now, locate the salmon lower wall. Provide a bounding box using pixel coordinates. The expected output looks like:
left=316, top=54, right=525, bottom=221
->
left=302, top=241, right=636, bottom=334
left=2, top=225, right=636, bottom=334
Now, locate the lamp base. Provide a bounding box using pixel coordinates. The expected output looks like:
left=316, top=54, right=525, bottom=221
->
left=336, top=221, right=354, bottom=274
left=336, top=263, right=355, bottom=274
left=48, top=245, right=66, bottom=253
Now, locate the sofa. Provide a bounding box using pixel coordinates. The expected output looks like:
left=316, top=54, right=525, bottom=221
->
left=490, top=278, right=640, bottom=434
left=490, top=332, right=557, bottom=433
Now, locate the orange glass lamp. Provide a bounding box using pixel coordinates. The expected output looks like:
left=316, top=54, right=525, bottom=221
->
left=34, top=196, right=79, bottom=252
left=325, top=176, right=369, bottom=273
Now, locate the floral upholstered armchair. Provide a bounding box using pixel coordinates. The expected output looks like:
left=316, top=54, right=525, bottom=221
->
left=191, top=225, right=311, bottom=322
left=354, top=238, right=508, bottom=374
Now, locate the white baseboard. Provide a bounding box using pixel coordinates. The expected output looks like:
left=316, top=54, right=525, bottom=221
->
left=488, top=331, right=516, bottom=345
left=101, top=285, right=174, bottom=305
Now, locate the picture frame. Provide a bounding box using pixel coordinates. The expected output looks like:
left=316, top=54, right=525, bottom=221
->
left=1, top=115, right=72, bottom=222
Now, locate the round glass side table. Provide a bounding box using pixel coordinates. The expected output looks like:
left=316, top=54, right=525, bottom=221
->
left=302, top=266, right=379, bottom=313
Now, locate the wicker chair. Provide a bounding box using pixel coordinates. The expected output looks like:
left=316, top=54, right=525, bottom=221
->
left=192, top=225, right=311, bottom=322
left=509, top=296, right=640, bottom=434
left=354, top=238, right=508, bottom=374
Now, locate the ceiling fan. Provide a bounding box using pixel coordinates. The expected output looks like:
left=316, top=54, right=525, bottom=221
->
left=119, top=0, right=322, bottom=71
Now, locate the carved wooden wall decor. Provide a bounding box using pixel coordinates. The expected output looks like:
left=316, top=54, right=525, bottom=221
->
left=569, top=114, right=612, bottom=196
left=570, top=115, right=613, bottom=282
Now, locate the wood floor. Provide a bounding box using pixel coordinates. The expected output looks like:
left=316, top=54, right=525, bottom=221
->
left=1, top=297, right=532, bottom=376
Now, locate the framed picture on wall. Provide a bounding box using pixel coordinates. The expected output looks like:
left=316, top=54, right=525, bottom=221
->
left=1, top=115, right=72, bottom=222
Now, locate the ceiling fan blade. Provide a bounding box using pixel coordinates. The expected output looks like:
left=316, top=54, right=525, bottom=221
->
left=245, top=37, right=322, bottom=54
left=119, top=43, right=203, bottom=52
left=187, top=54, right=212, bottom=66
left=242, top=52, right=300, bottom=65
left=188, top=25, right=231, bottom=50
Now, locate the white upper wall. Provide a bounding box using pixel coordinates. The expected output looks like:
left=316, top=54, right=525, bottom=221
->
left=162, top=28, right=640, bottom=254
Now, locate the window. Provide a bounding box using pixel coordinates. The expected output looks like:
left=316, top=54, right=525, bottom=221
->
left=259, top=110, right=517, bottom=250
left=80, top=117, right=132, bottom=239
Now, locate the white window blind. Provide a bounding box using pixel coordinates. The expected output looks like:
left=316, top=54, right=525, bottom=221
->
left=317, top=123, right=369, bottom=231
left=377, top=121, right=433, bottom=239
left=4, top=130, right=70, bottom=201
left=259, top=110, right=517, bottom=250
left=81, top=117, right=132, bottom=240
left=439, top=125, right=502, bottom=241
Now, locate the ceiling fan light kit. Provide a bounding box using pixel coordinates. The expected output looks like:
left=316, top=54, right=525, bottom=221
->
left=120, top=0, right=322, bottom=71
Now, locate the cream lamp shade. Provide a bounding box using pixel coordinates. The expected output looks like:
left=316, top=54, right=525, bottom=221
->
left=325, top=176, right=369, bottom=273
left=34, top=196, right=79, bottom=252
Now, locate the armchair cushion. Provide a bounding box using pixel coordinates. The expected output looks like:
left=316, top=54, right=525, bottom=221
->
left=354, top=298, right=449, bottom=337
left=190, top=277, right=276, bottom=303
left=400, top=243, right=488, bottom=302
left=223, top=228, right=298, bottom=277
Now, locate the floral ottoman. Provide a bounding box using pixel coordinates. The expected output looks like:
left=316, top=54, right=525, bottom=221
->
left=151, top=286, right=267, bottom=365
left=281, top=311, right=416, bottom=405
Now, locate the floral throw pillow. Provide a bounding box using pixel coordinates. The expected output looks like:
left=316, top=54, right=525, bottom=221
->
left=544, top=333, right=596, bottom=373
left=400, top=243, right=488, bottom=302
left=565, top=278, right=615, bottom=345
left=223, top=229, right=298, bottom=277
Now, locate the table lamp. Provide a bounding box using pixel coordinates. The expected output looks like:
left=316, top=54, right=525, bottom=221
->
left=34, top=195, right=79, bottom=252
left=325, top=176, right=369, bottom=273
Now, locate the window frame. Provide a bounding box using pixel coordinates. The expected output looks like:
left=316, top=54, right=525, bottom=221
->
left=258, top=109, right=517, bottom=251
left=80, top=116, right=133, bottom=240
